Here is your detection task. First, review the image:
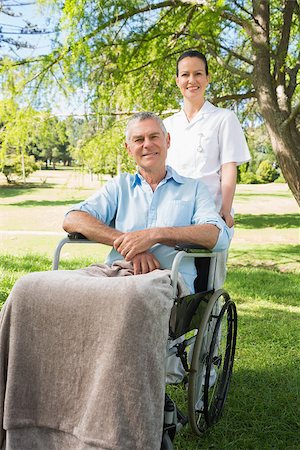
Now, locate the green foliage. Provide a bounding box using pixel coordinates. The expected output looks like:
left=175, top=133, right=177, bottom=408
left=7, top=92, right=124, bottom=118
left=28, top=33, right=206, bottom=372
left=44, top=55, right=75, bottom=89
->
left=71, top=117, right=136, bottom=175
left=239, top=170, right=259, bottom=184
left=0, top=98, right=75, bottom=180
left=257, top=160, right=279, bottom=183
left=1, top=0, right=299, bottom=194
left=2, top=154, right=40, bottom=183
left=33, top=114, right=72, bottom=168
left=238, top=123, right=281, bottom=184
left=0, top=99, right=41, bottom=181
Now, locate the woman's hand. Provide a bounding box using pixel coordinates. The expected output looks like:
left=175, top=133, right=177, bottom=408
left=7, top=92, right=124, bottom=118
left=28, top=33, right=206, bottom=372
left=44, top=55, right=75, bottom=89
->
left=220, top=210, right=234, bottom=228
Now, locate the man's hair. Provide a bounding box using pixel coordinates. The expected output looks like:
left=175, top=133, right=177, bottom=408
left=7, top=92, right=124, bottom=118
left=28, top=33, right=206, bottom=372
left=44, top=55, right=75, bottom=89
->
left=176, top=50, right=209, bottom=76
left=125, top=112, right=167, bottom=142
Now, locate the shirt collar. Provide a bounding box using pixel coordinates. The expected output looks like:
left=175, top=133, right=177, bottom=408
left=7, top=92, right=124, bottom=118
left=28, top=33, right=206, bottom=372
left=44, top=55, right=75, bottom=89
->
left=165, top=165, right=185, bottom=184
left=131, top=165, right=185, bottom=188
left=179, top=100, right=217, bottom=126
left=132, top=172, right=142, bottom=187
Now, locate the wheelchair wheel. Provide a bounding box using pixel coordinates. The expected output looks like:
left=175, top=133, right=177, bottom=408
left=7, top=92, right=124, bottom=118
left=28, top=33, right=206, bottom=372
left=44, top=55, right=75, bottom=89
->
left=188, top=289, right=237, bottom=435
left=161, top=432, right=174, bottom=450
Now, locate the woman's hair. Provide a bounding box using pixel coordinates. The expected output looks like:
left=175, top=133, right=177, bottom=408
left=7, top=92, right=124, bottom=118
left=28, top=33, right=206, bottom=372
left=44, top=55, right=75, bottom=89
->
left=176, top=50, right=209, bottom=76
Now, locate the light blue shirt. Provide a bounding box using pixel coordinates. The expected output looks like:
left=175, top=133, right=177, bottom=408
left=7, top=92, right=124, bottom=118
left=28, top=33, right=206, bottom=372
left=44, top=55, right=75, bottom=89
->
left=69, top=166, right=230, bottom=292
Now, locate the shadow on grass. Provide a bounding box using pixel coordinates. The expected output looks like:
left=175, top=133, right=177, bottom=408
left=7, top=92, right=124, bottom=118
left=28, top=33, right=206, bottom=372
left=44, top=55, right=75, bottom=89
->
left=225, top=266, right=299, bottom=307
left=173, top=306, right=299, bottom=449
left=6, top=199, right=85, bottom=207
left=0, top=183, right=56, bottom=198
left=235, top=213, right=299, bottom=229
left=228, top=244, right=300, bottom=272
left=235, top=192, right=291, bottom=198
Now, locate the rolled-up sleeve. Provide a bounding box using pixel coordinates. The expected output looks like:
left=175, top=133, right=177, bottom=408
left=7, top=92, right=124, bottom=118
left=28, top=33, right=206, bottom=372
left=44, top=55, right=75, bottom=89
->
left=66, top=177, right=119, bottom=224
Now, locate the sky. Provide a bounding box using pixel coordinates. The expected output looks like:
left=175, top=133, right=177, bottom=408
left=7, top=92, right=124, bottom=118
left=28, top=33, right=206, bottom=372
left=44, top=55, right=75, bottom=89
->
left=0, top=1, right=88, bottom=116
left=0, top=1, right=55, bottom=59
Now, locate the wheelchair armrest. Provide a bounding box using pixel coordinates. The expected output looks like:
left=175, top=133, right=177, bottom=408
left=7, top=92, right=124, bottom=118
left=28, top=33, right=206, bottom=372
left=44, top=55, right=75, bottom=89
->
left=52, top=233, right=98, bottom=270
left=68, top=232, right=88, bottom=240
left=175, top=244, right=211, bottom=253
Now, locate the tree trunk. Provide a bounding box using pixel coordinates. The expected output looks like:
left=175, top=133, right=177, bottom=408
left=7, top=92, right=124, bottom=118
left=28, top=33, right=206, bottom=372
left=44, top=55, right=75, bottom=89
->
left=252, top=0, right=300, bottom=206
left=21, top=152, right=26, bottom=183
left=264, top=120, right=300, bottom=205
left=253, top=57, right=300, bottom=205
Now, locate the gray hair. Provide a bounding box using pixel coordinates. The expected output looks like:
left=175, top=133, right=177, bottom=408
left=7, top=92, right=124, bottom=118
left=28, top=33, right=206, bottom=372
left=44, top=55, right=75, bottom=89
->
left=125, top=112, right=167, bottom=142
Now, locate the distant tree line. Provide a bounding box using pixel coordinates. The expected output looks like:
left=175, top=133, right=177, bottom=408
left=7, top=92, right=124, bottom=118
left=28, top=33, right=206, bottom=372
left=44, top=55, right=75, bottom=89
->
left=0, top=98, right=283, bottom=185
left=0, top=99, right=137, bottom=183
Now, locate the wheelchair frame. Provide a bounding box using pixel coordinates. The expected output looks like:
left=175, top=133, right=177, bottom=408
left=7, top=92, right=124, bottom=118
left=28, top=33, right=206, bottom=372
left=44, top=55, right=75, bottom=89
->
left=53, top=234, right=237, bottom=450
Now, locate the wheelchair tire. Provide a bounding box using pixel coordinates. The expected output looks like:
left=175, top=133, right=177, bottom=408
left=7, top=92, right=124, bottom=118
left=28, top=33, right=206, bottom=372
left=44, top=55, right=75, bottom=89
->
left=187, top=289, right=237, bottom=435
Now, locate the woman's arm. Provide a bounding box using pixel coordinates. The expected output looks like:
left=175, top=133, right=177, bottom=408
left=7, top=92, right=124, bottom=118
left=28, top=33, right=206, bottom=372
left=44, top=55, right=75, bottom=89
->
left=220, top=162, right=237, bottom=228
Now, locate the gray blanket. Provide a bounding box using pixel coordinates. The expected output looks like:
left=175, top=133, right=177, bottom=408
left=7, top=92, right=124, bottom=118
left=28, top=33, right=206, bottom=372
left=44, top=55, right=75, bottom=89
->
left=0, top=262, right=187, bottom=450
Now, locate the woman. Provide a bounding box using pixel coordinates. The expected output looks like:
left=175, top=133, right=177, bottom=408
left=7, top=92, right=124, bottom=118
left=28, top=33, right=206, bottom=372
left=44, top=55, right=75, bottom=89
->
left=164, top=50, right=251, bottom=228
left=164, top=51, right=251, bottom=384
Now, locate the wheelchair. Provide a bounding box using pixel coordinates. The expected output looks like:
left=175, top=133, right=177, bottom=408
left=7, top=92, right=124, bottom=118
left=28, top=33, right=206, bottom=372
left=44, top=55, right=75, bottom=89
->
left=53, top=234, right=237, bottom=450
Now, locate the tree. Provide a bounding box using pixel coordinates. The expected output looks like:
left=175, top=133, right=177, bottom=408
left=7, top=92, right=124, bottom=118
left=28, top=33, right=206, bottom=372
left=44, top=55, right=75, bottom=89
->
left=71, top=117, right=136, bottom=176
left=0, top=99, right=40, bottom=182
left=256, top=160, right=279, bottom=183
left=2, top=153, right=39, bottom=183
left=3, top=0, right=300, bottom=204
left=33, top=115, right=72, bottom=168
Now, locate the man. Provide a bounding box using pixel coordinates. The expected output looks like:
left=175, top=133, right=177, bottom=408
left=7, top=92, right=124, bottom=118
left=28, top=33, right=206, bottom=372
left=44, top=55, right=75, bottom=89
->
left=0, top=112, right=230, bottom=450
left=63, top=111, right=230, bottom=292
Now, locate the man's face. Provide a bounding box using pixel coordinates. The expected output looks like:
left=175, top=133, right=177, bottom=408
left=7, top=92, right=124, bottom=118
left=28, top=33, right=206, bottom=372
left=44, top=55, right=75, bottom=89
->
left=125, top=119, right=170, bottom=172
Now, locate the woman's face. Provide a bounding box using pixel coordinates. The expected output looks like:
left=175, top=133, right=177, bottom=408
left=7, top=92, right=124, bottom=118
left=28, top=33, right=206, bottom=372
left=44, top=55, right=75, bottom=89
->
left=176, top=57, right=210, bottom=102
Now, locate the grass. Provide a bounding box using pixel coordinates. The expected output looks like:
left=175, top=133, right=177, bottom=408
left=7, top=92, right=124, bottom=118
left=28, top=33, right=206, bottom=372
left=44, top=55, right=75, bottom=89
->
left=235, top=213, right=299, bottom=229
left=172, top=252, right=300, bottom=449
left=0, top=172, right=299, bottom=448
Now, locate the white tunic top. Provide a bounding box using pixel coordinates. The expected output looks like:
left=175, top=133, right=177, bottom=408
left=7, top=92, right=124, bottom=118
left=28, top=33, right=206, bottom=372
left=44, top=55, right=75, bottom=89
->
left=164, top=100, right=251, bottom=210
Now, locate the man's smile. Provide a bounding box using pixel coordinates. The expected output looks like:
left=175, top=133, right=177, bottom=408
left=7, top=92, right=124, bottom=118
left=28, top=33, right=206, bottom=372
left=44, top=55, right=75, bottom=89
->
left=142, top=152, right=159, bottom=157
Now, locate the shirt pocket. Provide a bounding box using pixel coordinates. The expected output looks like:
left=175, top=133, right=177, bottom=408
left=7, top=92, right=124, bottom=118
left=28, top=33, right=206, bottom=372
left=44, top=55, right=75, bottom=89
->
left=158, top=200, right=193, bottom=227
left=196, top=130, right=218, bottom=155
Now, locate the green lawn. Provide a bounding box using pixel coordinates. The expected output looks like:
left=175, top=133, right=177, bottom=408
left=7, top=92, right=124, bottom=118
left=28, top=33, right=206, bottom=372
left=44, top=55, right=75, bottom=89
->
left=0, top=173, right=299, bottom=449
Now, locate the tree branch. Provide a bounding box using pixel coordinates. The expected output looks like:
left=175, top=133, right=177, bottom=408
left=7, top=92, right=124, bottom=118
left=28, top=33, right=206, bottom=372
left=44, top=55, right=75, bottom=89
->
left=286, top=54, right=300, bottom=99
left=200, top=39, right=252, bottom=79
left=282, top=101, right=300, bottom=128
left=179, top=0, right=255, bottom=37
left=80, top=1, right=178, bottom=45
left=211, top=90, right=256, bottom=104
left=274, top=0, right=295, bottom=86
left=218, top=42, right=253, bottom=67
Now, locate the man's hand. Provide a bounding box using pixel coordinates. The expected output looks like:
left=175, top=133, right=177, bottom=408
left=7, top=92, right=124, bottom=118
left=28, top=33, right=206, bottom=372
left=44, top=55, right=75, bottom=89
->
left=131, top=252, right=160, bottom=275
left=113, top=229, right=155, bottom=260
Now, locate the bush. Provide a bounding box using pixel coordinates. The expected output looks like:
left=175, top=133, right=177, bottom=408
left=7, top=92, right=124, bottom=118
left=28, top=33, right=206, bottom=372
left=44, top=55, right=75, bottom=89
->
left=1, top=154, right=40, bottom=183
left=256, top=160, right=279, bottom=183
left=239, top=171, right=260, bottom=184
